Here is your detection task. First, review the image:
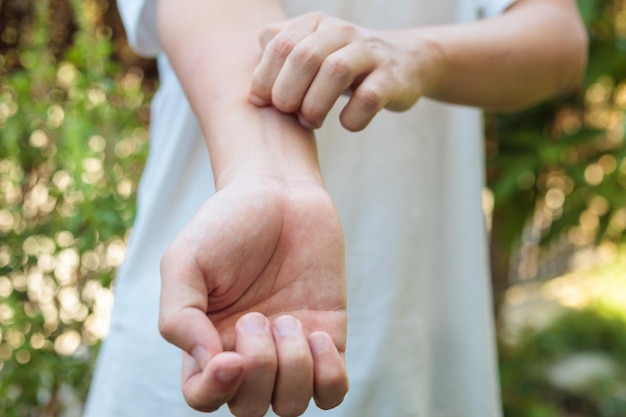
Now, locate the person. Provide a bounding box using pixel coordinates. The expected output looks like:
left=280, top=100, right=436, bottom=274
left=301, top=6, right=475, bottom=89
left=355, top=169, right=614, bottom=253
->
left=83, top=0, right=587, bottom=416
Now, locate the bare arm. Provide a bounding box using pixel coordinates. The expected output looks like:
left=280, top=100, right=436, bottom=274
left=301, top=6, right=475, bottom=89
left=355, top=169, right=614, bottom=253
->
left=157, top=0, right=317, bottom=186
left=423, top=0, right=587, bottom=111
left=250, top=0, right=587, bottom=130
left=156, top=0, right=348, bottom=415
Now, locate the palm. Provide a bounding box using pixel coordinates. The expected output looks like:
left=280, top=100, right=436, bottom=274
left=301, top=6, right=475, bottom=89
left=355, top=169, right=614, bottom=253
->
left=171, top=178, right=346, bottom=351
left=159, top=178, right=348, bottom=414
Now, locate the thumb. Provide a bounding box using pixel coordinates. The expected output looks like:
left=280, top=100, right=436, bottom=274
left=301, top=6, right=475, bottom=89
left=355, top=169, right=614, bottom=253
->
left=160, top=246, right=247, bottom=412
left=159, top=246, right=223, bottom=369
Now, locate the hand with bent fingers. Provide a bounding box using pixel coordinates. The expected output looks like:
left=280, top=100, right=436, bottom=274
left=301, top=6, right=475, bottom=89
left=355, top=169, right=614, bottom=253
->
left=249, top=12, right=442, bottom=131
left=159, top=177, right=348, bottom=416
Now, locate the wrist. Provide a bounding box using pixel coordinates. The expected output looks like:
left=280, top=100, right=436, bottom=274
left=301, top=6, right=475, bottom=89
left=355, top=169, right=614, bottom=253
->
left=395, top=27, right=446, bottom=100
left=207, top=103, right=324, bottom=191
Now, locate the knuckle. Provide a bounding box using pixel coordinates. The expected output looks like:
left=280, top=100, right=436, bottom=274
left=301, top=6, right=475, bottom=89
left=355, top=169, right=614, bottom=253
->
left=355, top=87, right=384, bottom=112
left=268, top=36, right=298, bottom=59
left=317, top=397, right=344, bottom=411
left=272, top=94, right=300, bottom=113
left=290, top=43, right=321, bottom=71
left=339, top=112, right=369, bottom=132
left=315, top=366, right=348, bottom=410
left=250, top=71, right=272, bottom=97
left=319, top=382, right=348, bottom=408
left=246, top=352, right=276, bottom=371
left=321, top=369, right=349, bottom=393
left=339, top=24, right=356, bottom=37
left=321, top=56, right=351, bottom=81
left=229, top=404, right=269, bottom=417
left=185, top=394, right=221, bottom=413
left=300, top=105, right=325, bottom=127
left=336, top=21, right=358, bottom=38
left=260, top=23, right=281, bottom=41
left=157, top=314, right=177, bottom=341
left=316, top=392, right=346, bottom=411
left=250, top=82, right=272, bottom=101
left=272, top=403, right=308, bottom=417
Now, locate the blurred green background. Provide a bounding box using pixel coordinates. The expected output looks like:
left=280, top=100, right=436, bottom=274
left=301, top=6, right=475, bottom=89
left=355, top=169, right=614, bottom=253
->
left=1, top=0, right=626, bottom=416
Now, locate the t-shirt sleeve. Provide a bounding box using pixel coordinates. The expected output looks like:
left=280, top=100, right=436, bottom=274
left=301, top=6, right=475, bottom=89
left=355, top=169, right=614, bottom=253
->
left=117, top=0, right=161, bottom=57
left=479, top=0, right=517, bottom=17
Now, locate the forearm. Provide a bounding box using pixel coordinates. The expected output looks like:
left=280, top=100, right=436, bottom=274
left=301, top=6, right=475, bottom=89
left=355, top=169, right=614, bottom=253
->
left=416, top=0, right=587, bottom=111
left=156, top=0, right=322, bottom=188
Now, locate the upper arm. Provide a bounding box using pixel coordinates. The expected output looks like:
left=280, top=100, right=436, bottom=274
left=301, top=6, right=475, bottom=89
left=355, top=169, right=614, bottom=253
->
left=503, top=0, right=588, bottom=88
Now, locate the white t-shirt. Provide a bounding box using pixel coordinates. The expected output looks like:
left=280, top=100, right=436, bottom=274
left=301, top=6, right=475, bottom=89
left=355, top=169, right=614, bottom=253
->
left=84, top=1, right=514, bottom=416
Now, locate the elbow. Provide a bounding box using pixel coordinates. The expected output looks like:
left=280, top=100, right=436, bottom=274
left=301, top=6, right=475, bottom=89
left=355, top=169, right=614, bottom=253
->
left=518, top=1, right=590, bottom=107
left=491, top=22, right=588, bottom=114
left=555, top=19, right=588, bottom=96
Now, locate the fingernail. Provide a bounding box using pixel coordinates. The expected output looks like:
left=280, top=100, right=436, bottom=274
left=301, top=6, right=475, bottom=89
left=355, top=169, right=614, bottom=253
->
left=249, top=94, right=268, bottom=107
left=240, top=313, right=268, bottom=334
left=309, top=332, right=329, bottom=355
left=191, top=345, right=211, bottom=370
left=273, top=315, right=300, bottom=337
left=216, top=365, right=242, bottom=383
left=298, top=114, right=318, bottom=130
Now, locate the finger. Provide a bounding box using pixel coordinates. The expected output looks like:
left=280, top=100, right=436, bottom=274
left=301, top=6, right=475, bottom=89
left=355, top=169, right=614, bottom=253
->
left=339, top=69, right=395, bottom=132
left=159, top=244, right=223, bottom=368
left=181, top=351, right=245, bottom=412
left=259, top=20, right=289, bottom=50
left=271, top=315, right=314, bottom=417
left=308, top=332, right=349, bottom=410
left=270, top=30, right=351, bottom=114
left=228, top=313, right=277, bottom=417
left=160, top=247, right=244, bottom=411
left=250, top=14, right=321, bottom=106
left=298, top=42, right=376, bottom=129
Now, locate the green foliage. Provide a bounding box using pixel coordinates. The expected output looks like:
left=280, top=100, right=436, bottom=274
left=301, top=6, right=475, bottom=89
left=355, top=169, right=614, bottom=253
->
left=0, top=1, right=150, bottom=415
left=500, top=251, right=626, bottom=417
left=488, top=0, right=626, bottom=258
left=1, top=0, right=625, bottom=415
left=500, top=307, right=626, bottom=417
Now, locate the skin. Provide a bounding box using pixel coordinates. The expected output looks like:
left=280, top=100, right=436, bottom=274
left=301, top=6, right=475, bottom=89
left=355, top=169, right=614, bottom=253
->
left=250, top=0, right=587, bottom=131
left=157, top=1, right=348, bottom=416
left=159, top=177, right=347, bottom=416
left=156, top=0, right=587, bottom=415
